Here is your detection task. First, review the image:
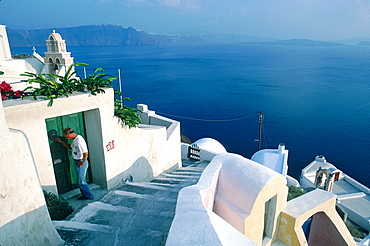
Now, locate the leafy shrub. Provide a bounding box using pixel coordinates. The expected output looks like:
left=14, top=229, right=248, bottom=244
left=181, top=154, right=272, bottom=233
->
left=43, top=190, right=74, bottom=220
left=12, top=54, right=32, bottom=59
left=22, top=63, right=116, bottom=106
left=114, top=90, right=142, bottom=128
left=287, top=185, right=306, bottom=201
left=21, top=64, right=142, bottom=128
left=22, top=63, right=88, bottom=106
left=83, top=67, right=114, bottom=95
left=345, top=221, right=368, bottom=240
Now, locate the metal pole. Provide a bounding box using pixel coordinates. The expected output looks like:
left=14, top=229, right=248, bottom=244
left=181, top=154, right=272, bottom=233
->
left=258, top=111, right=263, bottom=151
left=118, top=69, right=122, bottom=102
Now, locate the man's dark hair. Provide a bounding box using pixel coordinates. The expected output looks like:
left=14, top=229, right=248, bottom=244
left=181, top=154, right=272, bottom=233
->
left=62, top=128, right=75, bottom=135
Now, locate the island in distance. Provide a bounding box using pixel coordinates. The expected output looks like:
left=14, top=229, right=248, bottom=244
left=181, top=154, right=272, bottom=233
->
left=7, top=24, right=369, bottom=48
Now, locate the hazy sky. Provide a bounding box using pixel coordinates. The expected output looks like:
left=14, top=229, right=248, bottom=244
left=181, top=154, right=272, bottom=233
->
left=1, top=0, right=369, bottom=40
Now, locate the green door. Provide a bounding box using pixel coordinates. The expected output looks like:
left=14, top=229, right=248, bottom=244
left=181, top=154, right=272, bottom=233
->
left=46, top=117, right=71, bottom=194
left=46, top=112, right=92, bottom=194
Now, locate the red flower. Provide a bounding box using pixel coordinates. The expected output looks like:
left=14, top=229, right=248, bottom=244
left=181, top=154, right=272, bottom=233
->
left=14, top=90, right=24, bottom=98
left=0, top=81, right=27, bottom=100
left=0, top=81, right=11, bottom=92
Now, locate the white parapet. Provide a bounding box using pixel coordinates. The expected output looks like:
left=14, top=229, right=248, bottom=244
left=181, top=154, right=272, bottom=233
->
left=167, top=152, right=288, bottom=246
left=181, top=137, right=227, bottom=161
left=166, top=153, right=258, bottom=246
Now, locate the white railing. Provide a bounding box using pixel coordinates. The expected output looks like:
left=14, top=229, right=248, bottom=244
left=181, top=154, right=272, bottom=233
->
left=137, top=104, right=179, bottom=140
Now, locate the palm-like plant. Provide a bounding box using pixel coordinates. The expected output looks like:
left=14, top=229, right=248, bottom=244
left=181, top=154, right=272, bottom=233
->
left=22, top=72, right=69, bottom=106
left=21, top=64, right=142, bottom=128
left=58, top=62, right=87, bottom=92
left=22, top=63, right=88, bottom=106
left=83, top=67, right=116, bottom=95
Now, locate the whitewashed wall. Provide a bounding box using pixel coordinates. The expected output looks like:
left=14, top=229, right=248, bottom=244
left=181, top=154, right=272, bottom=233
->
left=2, top=88, right=181, bottom=192
left=0, top=100, right=63, bottom=245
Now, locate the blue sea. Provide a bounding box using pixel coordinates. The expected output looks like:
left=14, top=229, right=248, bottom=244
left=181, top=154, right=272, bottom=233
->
left=12, top=43, right=370, bottom=186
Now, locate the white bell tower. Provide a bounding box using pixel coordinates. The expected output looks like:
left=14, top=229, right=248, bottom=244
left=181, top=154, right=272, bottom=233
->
left=42, top=30, right=74, bottom=76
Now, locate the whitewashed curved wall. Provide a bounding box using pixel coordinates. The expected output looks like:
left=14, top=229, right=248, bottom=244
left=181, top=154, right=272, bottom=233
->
left=0, top=100, right=63, bottom=245
left=167, top=153, right=257, bottom=246
left=167, top=153, right=288, bottom=246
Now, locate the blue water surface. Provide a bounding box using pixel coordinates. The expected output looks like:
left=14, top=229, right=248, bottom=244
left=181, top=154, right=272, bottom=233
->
left=12, top=43, right=370, bottom=186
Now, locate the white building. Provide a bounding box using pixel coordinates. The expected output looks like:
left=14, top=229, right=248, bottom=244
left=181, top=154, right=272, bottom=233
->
left=0, top=25, right=182, bottom=245
left=168, top=152, right=357, bottom=246
left=301, top=155, right=370, bottom=232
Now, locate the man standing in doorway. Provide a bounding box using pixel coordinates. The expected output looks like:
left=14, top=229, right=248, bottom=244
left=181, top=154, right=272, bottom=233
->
left=55, top=128, right=94, bottom=200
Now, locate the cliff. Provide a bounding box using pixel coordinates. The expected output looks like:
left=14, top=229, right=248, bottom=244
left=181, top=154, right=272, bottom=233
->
left=6, top=24, right=271, bottom=47
left=6, top=24, right=205, bottom=47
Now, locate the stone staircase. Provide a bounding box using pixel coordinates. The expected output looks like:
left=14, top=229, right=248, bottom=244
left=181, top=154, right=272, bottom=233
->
left=54, top=160, right=208, bottom=246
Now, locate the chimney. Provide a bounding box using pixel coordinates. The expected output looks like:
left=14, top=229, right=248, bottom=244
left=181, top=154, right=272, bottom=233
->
left=278, top=143, right=285, bottom=154
left=315, top=155, right=326, bottom=162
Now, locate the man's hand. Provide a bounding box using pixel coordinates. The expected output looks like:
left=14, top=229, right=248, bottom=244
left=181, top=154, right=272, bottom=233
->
left=54, top=137, right=72, bottom=149
left=77, top=161, right=85, bottom=167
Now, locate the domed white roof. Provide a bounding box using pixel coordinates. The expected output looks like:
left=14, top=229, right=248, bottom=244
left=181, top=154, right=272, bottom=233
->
left=193, top=138, right=227, bottom=154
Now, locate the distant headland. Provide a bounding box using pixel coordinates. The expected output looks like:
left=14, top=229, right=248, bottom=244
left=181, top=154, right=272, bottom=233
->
left=6, top=24, right=370, bottom=47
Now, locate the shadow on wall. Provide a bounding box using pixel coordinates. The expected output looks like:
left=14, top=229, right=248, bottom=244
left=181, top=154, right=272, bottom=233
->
left=0, top=205, right=63, bottom=246
left=108, top=156, right=182, bottom=188
left=125, top=156, right=154, bottom=182
left=108, top=156, right=154, bottom=187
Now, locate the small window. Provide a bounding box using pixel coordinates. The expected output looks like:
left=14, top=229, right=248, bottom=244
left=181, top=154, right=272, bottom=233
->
left=263, top=195, right=277, bottom=243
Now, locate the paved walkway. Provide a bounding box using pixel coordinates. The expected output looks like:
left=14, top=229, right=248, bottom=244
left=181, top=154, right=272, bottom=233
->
left=54, top=160, right=209, bottom=246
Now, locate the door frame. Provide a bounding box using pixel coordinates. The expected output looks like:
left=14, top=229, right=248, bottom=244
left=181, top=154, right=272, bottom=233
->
left=46, top=112, right=93, bottom=194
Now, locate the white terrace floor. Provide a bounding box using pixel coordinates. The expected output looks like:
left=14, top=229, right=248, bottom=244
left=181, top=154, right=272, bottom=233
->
left=332, top=179, right=370, bottom=231
left=55, top=160, right=209, bottom=246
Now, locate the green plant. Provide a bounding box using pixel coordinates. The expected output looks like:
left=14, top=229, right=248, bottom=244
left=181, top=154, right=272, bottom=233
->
left=43, top=190, right=73, bottom=220
left=12, top=53, right=32, bottom=59
left=22, top=63, right=87, bottom=106
left=22, top=73, right=69, bottom=106
left=114, top=90, right=142, bottom=128
left=22, top=63, right=116, bottom=106
left=83, top=67, right=115, bottom=95
left=57, top=62, right=88, bottom=92
left=287, top=185, right=306, bottom=201
left=22, top=64, right=142, bottom=128
left=345, top=221, right=367, bottom=240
